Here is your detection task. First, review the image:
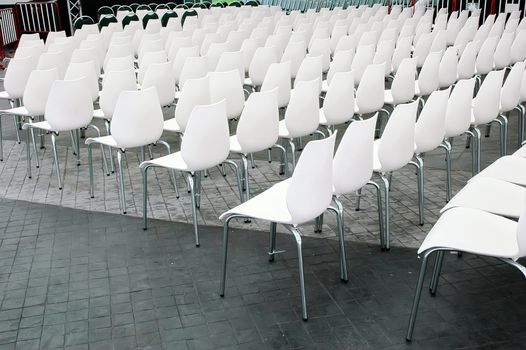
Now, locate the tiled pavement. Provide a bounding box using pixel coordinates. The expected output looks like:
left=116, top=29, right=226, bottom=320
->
left=0, top=198, right=526, bottom=350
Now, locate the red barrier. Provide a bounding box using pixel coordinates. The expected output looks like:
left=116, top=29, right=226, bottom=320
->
left=0, top=7, right=19, bottom=68
left=15, top=1, right=61, bottom=34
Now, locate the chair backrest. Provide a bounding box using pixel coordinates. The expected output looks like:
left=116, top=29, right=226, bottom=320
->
left=335, top=35, right=357, bottom=54
left=494, top=32, right=514, bottom=70
left=285, top=78, right=320, bottom=138
left=216, top=50, right=244, bottom=83
left=414, top=88, right=450, bottom=154
left=327, top=49, right=353, bottom=85
left=281, top=40, right=306, bottom=78
left=286, top=132, right=336, bottom=225
left=389, top=57, right=415, bottom=105
left=391, top=35, right=413, bottom=72
left=181, top=99, right=230, bottom=171
left=439, top=46, right=458, bottom=88
left=521, top=69, right=526, bottom=104
left=430, top=29, right=447, bottom=53
left=236, top=88, right=279, bottom=153
left=323, top=71, right=355, bottom=125
left=71, top=47, right=101, bottom=74
left=445, top=78, right=476, bottom=138
left=45, top=78, right=94, bottom=132
left=472, top=69, right=505, bottom=125
left=377, top=100, right=418, bottom=172
left=37, top=51, right=68, bottom=79
left=501, top=61, right=526, bottom=113
left=4, top=56, right=38, bottom=99
left=458, top=40, right=479, bottom=79
left=64, top=61, right=99, bottom=102
left=261, top=61, right=291, bottom=109
left=103, top=43, right=133, bottom=71
left=295, top=54, right=323, bottom=91
left=138, top=50, right=167, bottom=83
left=476, top=35, right=499, bottom=75
left=333, top=115, right=377, bottom=196
left=511, top=30, right=526, bottom=64
left=167, top=35, right=193, bottom=60
left=209, top=69, right=245, bottom=120
left=413, top=31, right=433, bottom=67
left=309, top=37, right=331, bottom=73
left=23, top=68, right=59, bottom=116
left=172, top=45, right=199, bottom=85
left=350, top=44, right=375, bottom=86
left=104, top=55, right=135, bottom=75
left=373, top=38, right=395, bottom=77
left=356, top=62, right=385, bottom=115
left=100, top=68, right=137, bottom=118
left=142, top=62, right=176, bottom=106
left=418, top=50, right=442, bottom=96
left=111, top=87, right=163, bottom=148
left=249, top=46, right=280, bottom=87
left=174, top=76, right=210, bottom=132
left=516, top=196, right=526, bottom=257
left=179, top=55, right=208, bottom=90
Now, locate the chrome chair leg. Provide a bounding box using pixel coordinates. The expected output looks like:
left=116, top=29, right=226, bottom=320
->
left=70, top=130, right=77, bottom=156
left=157, top=140, right=179, bottom=198
left=267, top=148, right=272, bottom=163
left=429, top=250, right=445, bottom=295
left=116, top=149, right=127, bottom=214
left=51, top=133, right=62, bottom=190
left=241, top=155, right=250, bottom=201
left=223, top=159, right=244, bottom=203
left=517, top=105, right=525, bottom=146
left=104, top=120, right=115, bottom=173
left=438, top=141, right=452, bottom=202
left=288, top=139, right=296, bottom=170
left=356, top=188, right=362, bottom=211
left=379, top=173, right=390, bottom=251
left=140, top=164, right=152, bottom=230
left=498, top=114, right=508, bottom=156
left=186, top=172, right=200, bottom=247
left=75, top=129, right=81, bottom=166
left=406, top=250, right=434, bottom=342
left=314, top=214, right=323, bottom=233
left=272, top=143, right=288, bottom=176
left=86, top=125, right=109, bottom=176
left=329, top=197, right=349, bottom=282
left=25, top=127, right=31, bottom=178
left=219, top=214, right=245, bottom=297
left=409, top=155, right=425, bottom=226
left=12, top=115, right=21, bottom=144
left=250, top=153, right=255, bottom=169
left=29, top=124, right=40, bottom=168
left=288, top=226, right=308, bottom=321
left=88, top=143, right=94, bottom=198
left=367, top=180, right=384, bottom=248
left=268, top=222, right=277, bottom=262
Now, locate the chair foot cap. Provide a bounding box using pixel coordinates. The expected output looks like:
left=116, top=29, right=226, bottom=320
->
left=279, top=172, right=284, bottom=175
left=123, top=211, right=127, bottom=214
left=340, top=278, right=349, bottom=283
left=143, top=227, right=147, bottom=231
left=302, top=317, right=308, bottom=322
left=90, top=196, right=94, bottom=199
left=17, top=141, right=21, bottom=144
left=195, top=243, right=200, bottom=247
left=219, top=293, right=224, bottom=298
left=58, top=187, right=62, bottom=190
left=36, top=166, right=39, bottom=168
left=355, top=208, right=360, bottom=212
left=406, top=338, right=412, bottom=343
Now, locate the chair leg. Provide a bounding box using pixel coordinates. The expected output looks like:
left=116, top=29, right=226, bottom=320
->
left=429, top=250, right=445, bottom=295
left=12, top=115, right=20, bottom=144
left=51, top=133, right=62, bottom=190
left=356, top=188, right=362, bottom=211
left=29, top=126, right=39, bottom=168
left=157, top=140, right=179, bottom=198
left=88, top=143, right=94, bottom=198
left=409, top=155, right=425, bottom=226
left=195, top=171, right=202, bottom=209
left=484, top=124, right=491, bottom=138
left=0, top=117, right=3, bottom=162
left=288, top=139, right=296, bottom=170
left=116, top=149, right=127, bottom=214
left=516, top=105, right=525, bottom=147
left=222, top=160, right=244, bottom=203
left=314, top=214, right=323, bottom=233
left=268, top=222, right=277, bottom=262
left=367, top=180, right=384, bottom=249
left=498, top=114, right=508, bottom=156
left=25, top=127, right=31, bottom=179
left=289, top=226, right=308, bottom=321
left=468, top=127, right=481, bottom=175
left=406, top=251, right=432, bottom=342
left=104, top=120, right=115, bottom=173
left=86, top=125, right=109, bottom=176
left=70, top=130, right=77, bottom=157
left=379, top=174, right=390, bottom=251
left=250, top=153, right=255, bottom=169
left=331, top=198, right=349, bottom=282
left=75, top=129, right=81, bottom=166
left=219, top=214, right=243, bottom=297
left=186, top=172, right=200, bottom=247
left=141, top=165, right=150, bottom=230
left=438, top=141, right=452, bottom=203
left=272, top=143, right=288, bottom=176
left=267, top=148, right=272, bottom=163
left=241, top=155, right=250, bottom=201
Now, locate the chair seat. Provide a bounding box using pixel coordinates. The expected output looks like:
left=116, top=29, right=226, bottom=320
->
left=372, top=139, right=382, bottom=171
left=175, top=90, right=181, bottom=100
left=1, top=106, right=31, bottom=117
left=219, top=180, right=293, bottom=223
left=278, top=119, right=292, bottom=139
left=441, top=177, right=525, bottom=219
left=418, top=207, right=519, bottom=259
left=86, top=135, right=118, bottom=148
left=319, top=108, right=329, bottom=125
left=0, top=91, right=12, bottom=100
left=93, top=109, right=106, bottom=119
left=415, top=81, right=421, bottom=96
left=142, top=151, right=190, bottom=171
left=26, top=120, right=53, bottom=131
left=513, top=144, right=526, bottom=157
left=321, top=79, right=329, bottom=93
left=471, top=155, right=526, bottom=186
left=164, top=118, right=182, bottom=133
left=244, top=77, right=253, bottom=86
left=229, top=135, right=243, bottom=153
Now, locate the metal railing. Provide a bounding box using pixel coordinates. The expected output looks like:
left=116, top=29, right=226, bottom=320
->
left=15, top=1, right=62, bottom=34
left=0, top=7, right=19, bottom=67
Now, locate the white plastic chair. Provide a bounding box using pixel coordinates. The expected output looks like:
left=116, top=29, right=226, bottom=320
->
left=37, top=51, right=68, bottom=79
left=247, top=46, right=280, bottom=89
left=215, top=51, right=245, bottom=84
left=500, top=61, right=526, bottom=146
left=416, top=50, right=442, bottom=103
left=172, top=45, right=200, bottom=88
left=219, top=132, right=337, bottom=321
left=279, top=78, right=321, bottom=170
left=309, top=37, right=331, bottom=73
left=178, top=56, right=209, bottom=92
left=141, top=100, right=243, bottom=246
left=64, top=61, right=100, bottom=103
left=209, top=69, right=245, bottom=120
left=22, top=78, right=95, bottom=189
left=475, top=35, right=499, bottom=77
left=356, top=63, right=386, bottom=116
left=373, top=38, right=395, bottom=77
left=142, top=62, right=176, bottom=107
left=281, top=40, right=306, bottom=79
left=319, top=71, right=355, bottom=132
left=373, top=100, right=419, bottom=250
left=295, top=54, right=323, bottom=93
left=438, top=47, right=458, bottom=89
left=384, top=57, right=416, bottom=107
left=350, top=44, right=375, bottom=86
left=494, top=32, right=514, bottom=70
left=457, top=40, right=480, bottom=80
left=86, top=87, right=174, bottom=214
left=510, top=30, right=526, bottom=64
left=324, top=49, right=353, bottom=92
left=391, top=35, right=413, bottom=73
left=137, top=50, right=167, bottom=84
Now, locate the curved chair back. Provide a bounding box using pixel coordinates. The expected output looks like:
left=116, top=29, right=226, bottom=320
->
left=391, top=57, right=416, bottom=105
left=138, top=50, right=167, bottom=84
left=179, top=56, right=208, bottom=90
left=100, top=68, right=137, bottom=118
left=64, top=61, right=99, bottom=102
left=494, top=32, right=514, bottom=70
left=172, top=45, right=199, bottom=85
left=458, top=40, right=479, bottom=79
left=71, top=47, right=101, bottom=75
left=167, top=35, right=193, bottom=60
left=111, top=87, right=163, bottom=148
left=248, top=46, right=280, bottom=87
left=510, top=30, right=526, bottom=64
left=333, top=115, right=377, bottom=196
left=475, top=35, right=499, bottom=75
left=439, top=46, right=458, bottom=88
left=104, top=56, right=134, bottom=75
left=286, top=132, right=336, bottom=225
left=356, top=62, right=385, bottom=114
left=327, top=49, right=353, bottom=85
left=206, top=42, right=229, bottom=70
left=23, top=68, right=59, bottom=116
left=236, top=89, right=279, bottom=153
left=142, top=62, right=176, bottom=106
left=281, top=40, right=306, bottom=78
left=323, top=71, right=355, bottom=125
left=4, top=56, right=38, bottom=99
left=216, top=51, right=244, bottom=84
left=175, top=76, right=211, bottom=132
left=378, top=101, right=418, bottom=172
left=417, top=50, right=442, bottom=96
left=209, top=69, right=245, bottom=120
left=415, top=88, right=450, bottom=154
left=445, top=78, right=476, bottom=138
left=37, top=51, right=68, bottom=79
left=472, top=69, right=505, bottom=125
left=501, top=61, right=526, bottom=113
left=295, top=54, right=323, bottom=92
left=45, top=78, right=94, bottom=132
left=285, top=78, right=320, bottom=138
left=309, top=37, right=331, bottom=73
left=351, top=44, right=375, bottom=85
left=261, top=61, right=291, bottom=109
left=413, top=31, right=433, bottom=67
left=181, top=100, right=230, bottom=171
left=391, top=35, right=412, bottom=72
left=373, top=38, right=395, bottom=77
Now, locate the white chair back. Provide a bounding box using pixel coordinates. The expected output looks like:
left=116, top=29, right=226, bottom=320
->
left=445, top=78, right=476, bottom=138
left=414, top=88, right=450, bottom=154
left=23, top=68, right=59, bottom=116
